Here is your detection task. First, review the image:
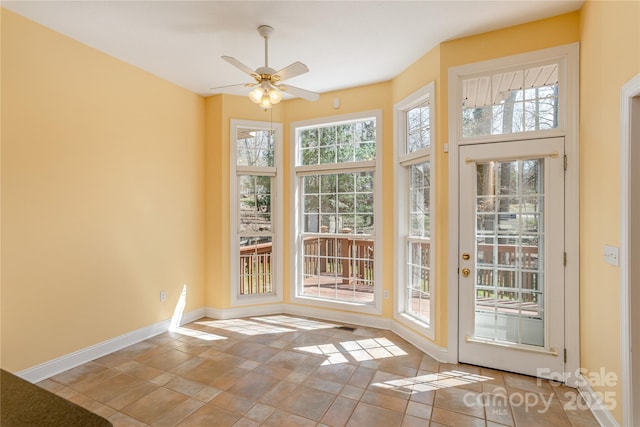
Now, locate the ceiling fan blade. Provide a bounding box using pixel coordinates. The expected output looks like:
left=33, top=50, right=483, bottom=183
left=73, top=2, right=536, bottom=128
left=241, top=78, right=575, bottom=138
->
left=209, top=83, right=254, bottom=92
left=274, top=61, right=309, bottom=82
left=221, top=56, right=257, bottom=77
left=279, top=84, right=320, bottom=102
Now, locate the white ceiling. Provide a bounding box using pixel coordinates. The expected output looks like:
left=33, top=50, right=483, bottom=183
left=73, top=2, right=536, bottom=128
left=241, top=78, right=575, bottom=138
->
left=3, top=1, right=584, bottom=98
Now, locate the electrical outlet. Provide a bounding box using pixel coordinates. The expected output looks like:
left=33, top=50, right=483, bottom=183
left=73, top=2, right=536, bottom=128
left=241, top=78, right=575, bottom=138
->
left=160, top=291, right=167, bottom=302
left=383, top=290, right=389, bottom=299
left=604, top=245, right=619, bottom=266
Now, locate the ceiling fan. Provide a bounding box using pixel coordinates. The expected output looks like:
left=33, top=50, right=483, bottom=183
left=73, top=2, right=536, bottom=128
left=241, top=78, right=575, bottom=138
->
left=212, top=25, right=320, bottom=110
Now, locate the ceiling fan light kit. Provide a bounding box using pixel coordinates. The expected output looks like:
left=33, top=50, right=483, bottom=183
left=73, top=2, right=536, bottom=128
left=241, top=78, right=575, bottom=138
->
left=215, top=25, right=320, bottom=111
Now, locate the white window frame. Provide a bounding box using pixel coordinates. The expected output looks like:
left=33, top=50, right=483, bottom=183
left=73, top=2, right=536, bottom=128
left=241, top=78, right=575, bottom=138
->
left=451, top=50, right=573, bottom=146
left=459, top=61, right=562, bottom=142
left=447, top=43, right=580, bottom=386
left=394, top=82, right=436, bottom=338
left=290, top=110, right=383, bottom=315
left=230, top=119, right=283, bottom=306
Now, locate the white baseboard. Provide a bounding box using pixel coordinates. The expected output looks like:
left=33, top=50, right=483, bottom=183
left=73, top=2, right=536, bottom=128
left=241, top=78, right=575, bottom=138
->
left=577, top=375, right=620, bottom=427
left=203, top=304, right=447, bottom=364
left=204, top=303, right=392, bottom=331
left=16, top=308, right=205, bottom=384
left=17, top=304, right=444, bottom=387
left=283, top=304, right=391, bottom=330
left=390, top=320, right=448, bottom=363
left=204, top=304, right=285, bottom=320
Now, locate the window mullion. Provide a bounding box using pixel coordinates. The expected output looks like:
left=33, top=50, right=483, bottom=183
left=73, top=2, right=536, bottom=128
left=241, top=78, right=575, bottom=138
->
left=400, top=151, right=431, bottom=167
left=237, top=166, right=276, bottom=176
left=295, top=160, right=375, bottom=176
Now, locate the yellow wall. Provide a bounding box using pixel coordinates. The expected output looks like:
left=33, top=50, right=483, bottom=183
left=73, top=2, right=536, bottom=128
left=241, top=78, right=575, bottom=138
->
left=204, top=95, right=223, bottom=308
left=440, top=12, right=581, bottom=69
left=579, top=1, right=640, bottom=423
left=0, top=7, right=4, bottom=365
left=1, top=10, right=206, bottom=372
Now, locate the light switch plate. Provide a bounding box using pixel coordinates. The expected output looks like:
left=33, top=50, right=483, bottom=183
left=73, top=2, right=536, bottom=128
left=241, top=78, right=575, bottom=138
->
left=604, top=245, right=619, bottom=266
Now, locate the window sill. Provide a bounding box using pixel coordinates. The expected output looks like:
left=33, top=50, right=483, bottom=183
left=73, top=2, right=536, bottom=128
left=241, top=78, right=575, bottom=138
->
left=395, top=312, right=434, bottom=340
left=231, top=293, right=282, bottom=307
left=291, top=294, right=382, bottom=316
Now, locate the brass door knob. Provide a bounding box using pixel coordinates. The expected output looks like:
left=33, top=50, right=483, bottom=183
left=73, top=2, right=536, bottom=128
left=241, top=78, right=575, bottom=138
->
left=461, top=268, right=471, bottom=277
left=462, top=253, right=471, bottom=261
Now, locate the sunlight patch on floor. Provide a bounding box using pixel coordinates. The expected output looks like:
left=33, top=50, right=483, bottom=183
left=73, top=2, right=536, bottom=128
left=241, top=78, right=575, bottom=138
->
left=251, top=315, right=338, bottom=330
left=372, top=370, right=493, bottom=394
left=296, top=337, right=407, bottom=365
left=171, top=327, right=228, bottom=341
left=195, top=318, right=296, bottom=335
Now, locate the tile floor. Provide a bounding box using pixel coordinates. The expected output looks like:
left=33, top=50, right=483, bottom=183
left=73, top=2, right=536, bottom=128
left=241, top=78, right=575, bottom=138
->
left=37, top=315, right=600, bottom=427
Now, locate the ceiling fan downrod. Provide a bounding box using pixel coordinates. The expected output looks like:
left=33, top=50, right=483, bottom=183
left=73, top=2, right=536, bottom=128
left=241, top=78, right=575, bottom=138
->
left=257, top=25, right=274, bottom=69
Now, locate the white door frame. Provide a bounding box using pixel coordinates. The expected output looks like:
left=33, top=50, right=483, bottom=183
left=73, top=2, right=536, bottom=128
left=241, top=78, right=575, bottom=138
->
left=458, top=138, right=566, bottom=377
left=620, top=73, right=640, bottom=427
left=447, top=43, right=580, bottom=386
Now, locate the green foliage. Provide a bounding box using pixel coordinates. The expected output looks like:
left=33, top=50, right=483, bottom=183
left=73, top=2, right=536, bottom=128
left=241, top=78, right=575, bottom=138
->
left=299, top=119, right=376, bottom=166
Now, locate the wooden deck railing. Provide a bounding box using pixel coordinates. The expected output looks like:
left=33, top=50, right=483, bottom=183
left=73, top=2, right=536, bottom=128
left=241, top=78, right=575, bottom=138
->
left=239, top=236, right=375, bottom=295
left=476, top=243, right=540, bottom=304
left=239, top=242, right=273, bottom=295
left=302, top=236, right=374, bottom=285
left=239, top=239, right=539, bottom=305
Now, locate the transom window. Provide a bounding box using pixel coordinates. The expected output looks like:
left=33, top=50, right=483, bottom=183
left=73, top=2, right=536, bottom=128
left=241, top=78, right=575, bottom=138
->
left=462, top=63, right=559, bottom=138
left=299, top=120, right=376, bottom=165
left=292, top=112, right=381, bottom=313
left=407, top=100, right=431, bottom=153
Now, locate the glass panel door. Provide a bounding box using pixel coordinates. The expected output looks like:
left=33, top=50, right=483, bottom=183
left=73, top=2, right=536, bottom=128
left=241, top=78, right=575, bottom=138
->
left=474, top=158, right=544, bottom=347
left=458, top=138, right=565, bottom=379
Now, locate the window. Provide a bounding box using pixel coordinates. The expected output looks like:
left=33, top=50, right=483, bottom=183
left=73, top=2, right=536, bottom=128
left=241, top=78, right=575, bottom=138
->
left=292, top=112, right=381, bottom=313
left=230, top=120, right=282, bottom=305
left=395, top=83, right=435, bottom=336
left=462, top=63, right=559, bottom=138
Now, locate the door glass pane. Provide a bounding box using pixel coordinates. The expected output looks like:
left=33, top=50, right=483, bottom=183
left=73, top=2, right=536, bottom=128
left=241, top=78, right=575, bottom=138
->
left=474, top=159, right=545, bottom=347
